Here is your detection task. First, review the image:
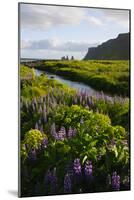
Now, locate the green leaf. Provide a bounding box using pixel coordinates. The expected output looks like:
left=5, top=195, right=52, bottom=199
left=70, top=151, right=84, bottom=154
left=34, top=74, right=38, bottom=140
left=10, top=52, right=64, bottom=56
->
left=111, top=146, right=118, bottom=158
left=82, top=155, right=88, bottom=164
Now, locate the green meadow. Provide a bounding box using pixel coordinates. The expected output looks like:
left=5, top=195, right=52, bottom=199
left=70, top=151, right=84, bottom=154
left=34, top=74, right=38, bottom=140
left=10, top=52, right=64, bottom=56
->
left=35, top=60, right=129, bottom=96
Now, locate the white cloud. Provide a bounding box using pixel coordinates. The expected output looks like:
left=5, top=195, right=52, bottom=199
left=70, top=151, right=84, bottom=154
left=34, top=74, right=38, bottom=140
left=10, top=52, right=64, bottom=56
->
left=20, top=4, right=129, bottom=30
left=21, top=38, right=98, bottom=52
left=102, top=9, right=129, bottom=21
left=101, top=9, right=129, bottom=28
left=87, top=16, right=103, bottom=26
left=20, top=4, right=86, bottom=30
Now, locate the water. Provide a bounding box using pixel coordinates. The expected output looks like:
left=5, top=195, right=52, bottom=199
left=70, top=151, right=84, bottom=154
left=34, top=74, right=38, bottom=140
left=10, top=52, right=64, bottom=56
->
left=35, top=69, right=98, bottom=96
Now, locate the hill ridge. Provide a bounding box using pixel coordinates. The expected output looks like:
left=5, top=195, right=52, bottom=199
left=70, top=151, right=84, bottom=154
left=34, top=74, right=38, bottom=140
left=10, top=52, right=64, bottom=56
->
left=84, top=33, right=130, bottom=60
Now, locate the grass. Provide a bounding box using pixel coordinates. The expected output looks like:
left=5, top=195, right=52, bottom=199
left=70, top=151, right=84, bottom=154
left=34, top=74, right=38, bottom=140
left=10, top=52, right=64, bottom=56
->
left=35, top=60, right=129, bottom=96
left=20, top=64, right=76, bottom=100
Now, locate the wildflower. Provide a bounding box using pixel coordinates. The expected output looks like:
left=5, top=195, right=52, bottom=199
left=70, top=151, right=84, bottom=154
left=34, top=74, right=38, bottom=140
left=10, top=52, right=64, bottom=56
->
left=42, top=138, right=48, bottom=149
left=43, top=107, right=47, bottom=123
left=39, top=125, right=43, bottom=133
left=85, top=160, right=93, bottom=177
left=28, top=149, right=36, bottom=161
left=50, top=168, right=58, bottom=194
left=73, top=158, right=81, bottom=175
left=58, top=131, right=64, bottom=141
left=112, top=171, right=120, bottom=191
left=51, top=123, right=58, bottom=140
left=64, top=173, right=72, bottom=193
left=60, top=126, right=66, bottom=138
left=44, top=170, right=52, bottom=185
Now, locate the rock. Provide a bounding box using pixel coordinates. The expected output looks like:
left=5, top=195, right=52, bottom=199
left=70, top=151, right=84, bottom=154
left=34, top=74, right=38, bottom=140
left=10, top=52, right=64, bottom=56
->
left=84, top=33, right=130, bottom=60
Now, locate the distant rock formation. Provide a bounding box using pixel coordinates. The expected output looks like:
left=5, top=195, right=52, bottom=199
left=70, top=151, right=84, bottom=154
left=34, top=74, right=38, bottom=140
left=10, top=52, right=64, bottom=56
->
left=84, top=33, right=130, bottom=60
left=61, top=55, right=75, bottom=60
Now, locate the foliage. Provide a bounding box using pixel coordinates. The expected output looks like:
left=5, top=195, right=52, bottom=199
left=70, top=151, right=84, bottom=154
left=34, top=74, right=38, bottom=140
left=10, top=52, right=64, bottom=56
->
left=21, top=129, right=47, bottom=160
left=20, top=65, right=75, bottom=100
left=20, top=65, right=130, bottom=196
left=20, top=65, right=35, bottom=80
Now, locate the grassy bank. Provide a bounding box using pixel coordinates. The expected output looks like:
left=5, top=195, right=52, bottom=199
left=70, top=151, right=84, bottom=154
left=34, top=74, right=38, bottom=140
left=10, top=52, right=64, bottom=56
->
left=35, top=60, right=129, bottom=96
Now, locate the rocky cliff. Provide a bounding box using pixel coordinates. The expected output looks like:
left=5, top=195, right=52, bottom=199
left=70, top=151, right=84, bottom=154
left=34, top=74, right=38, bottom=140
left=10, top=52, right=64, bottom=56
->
left=84, top=33, right=130, bottom=60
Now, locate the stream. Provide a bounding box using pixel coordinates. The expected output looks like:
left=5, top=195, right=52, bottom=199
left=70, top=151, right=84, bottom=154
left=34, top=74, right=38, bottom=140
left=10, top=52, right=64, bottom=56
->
left=35, top=68, right=100, bottom=96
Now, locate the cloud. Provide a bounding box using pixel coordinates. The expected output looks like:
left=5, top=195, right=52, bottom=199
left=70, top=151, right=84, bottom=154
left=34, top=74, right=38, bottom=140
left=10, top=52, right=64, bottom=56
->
left=20, top=4, right=86, bottom=30
left=21, top=38, right=98, bottom=52
left=101, top=9, right=129, bottom=28
left=20, top=4, right=129, bottom=31
left=102, top=9, right=129, bottom=21
left=87, top=16, right=103, bottom=26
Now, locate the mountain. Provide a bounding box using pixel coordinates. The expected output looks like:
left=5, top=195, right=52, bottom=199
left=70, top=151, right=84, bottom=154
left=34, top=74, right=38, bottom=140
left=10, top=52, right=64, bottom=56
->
left=84, top=33, right=130, bottom=60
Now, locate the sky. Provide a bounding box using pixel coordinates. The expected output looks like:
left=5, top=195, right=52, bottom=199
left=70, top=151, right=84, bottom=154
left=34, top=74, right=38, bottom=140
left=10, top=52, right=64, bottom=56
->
left=20, top=3, right=130, bottom=60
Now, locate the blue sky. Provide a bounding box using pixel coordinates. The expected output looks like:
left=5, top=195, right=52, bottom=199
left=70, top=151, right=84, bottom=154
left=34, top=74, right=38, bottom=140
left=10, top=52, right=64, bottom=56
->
left=20, top=3, right=129, bottom=59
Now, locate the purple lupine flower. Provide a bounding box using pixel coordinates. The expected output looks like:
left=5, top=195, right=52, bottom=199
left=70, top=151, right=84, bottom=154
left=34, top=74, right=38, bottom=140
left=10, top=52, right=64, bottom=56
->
left=67, top=127, right=73, bottom=139
left=39, top=125, right=43, bottom=133
left=50, top=168, right=58, bottom=194
left=44, top=169, right=52, bottom=185
left=60, top=126, right=66, bottom=137
left=28, top=149, right=36, bottom=161
left=58, top=130, right=65, bottom=141
left=112, top=171, right=120, bottom=191
left=51, top=123, right=58, bottom=140
left=85, top=160, right=93, bottom=177
left=42, top=138, right=48, bottom=149
left=73, top=158, right=81, bottom=175
left=64, top=173, right=72, bottom=193
left=58, top=126, right=66, bottom=140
